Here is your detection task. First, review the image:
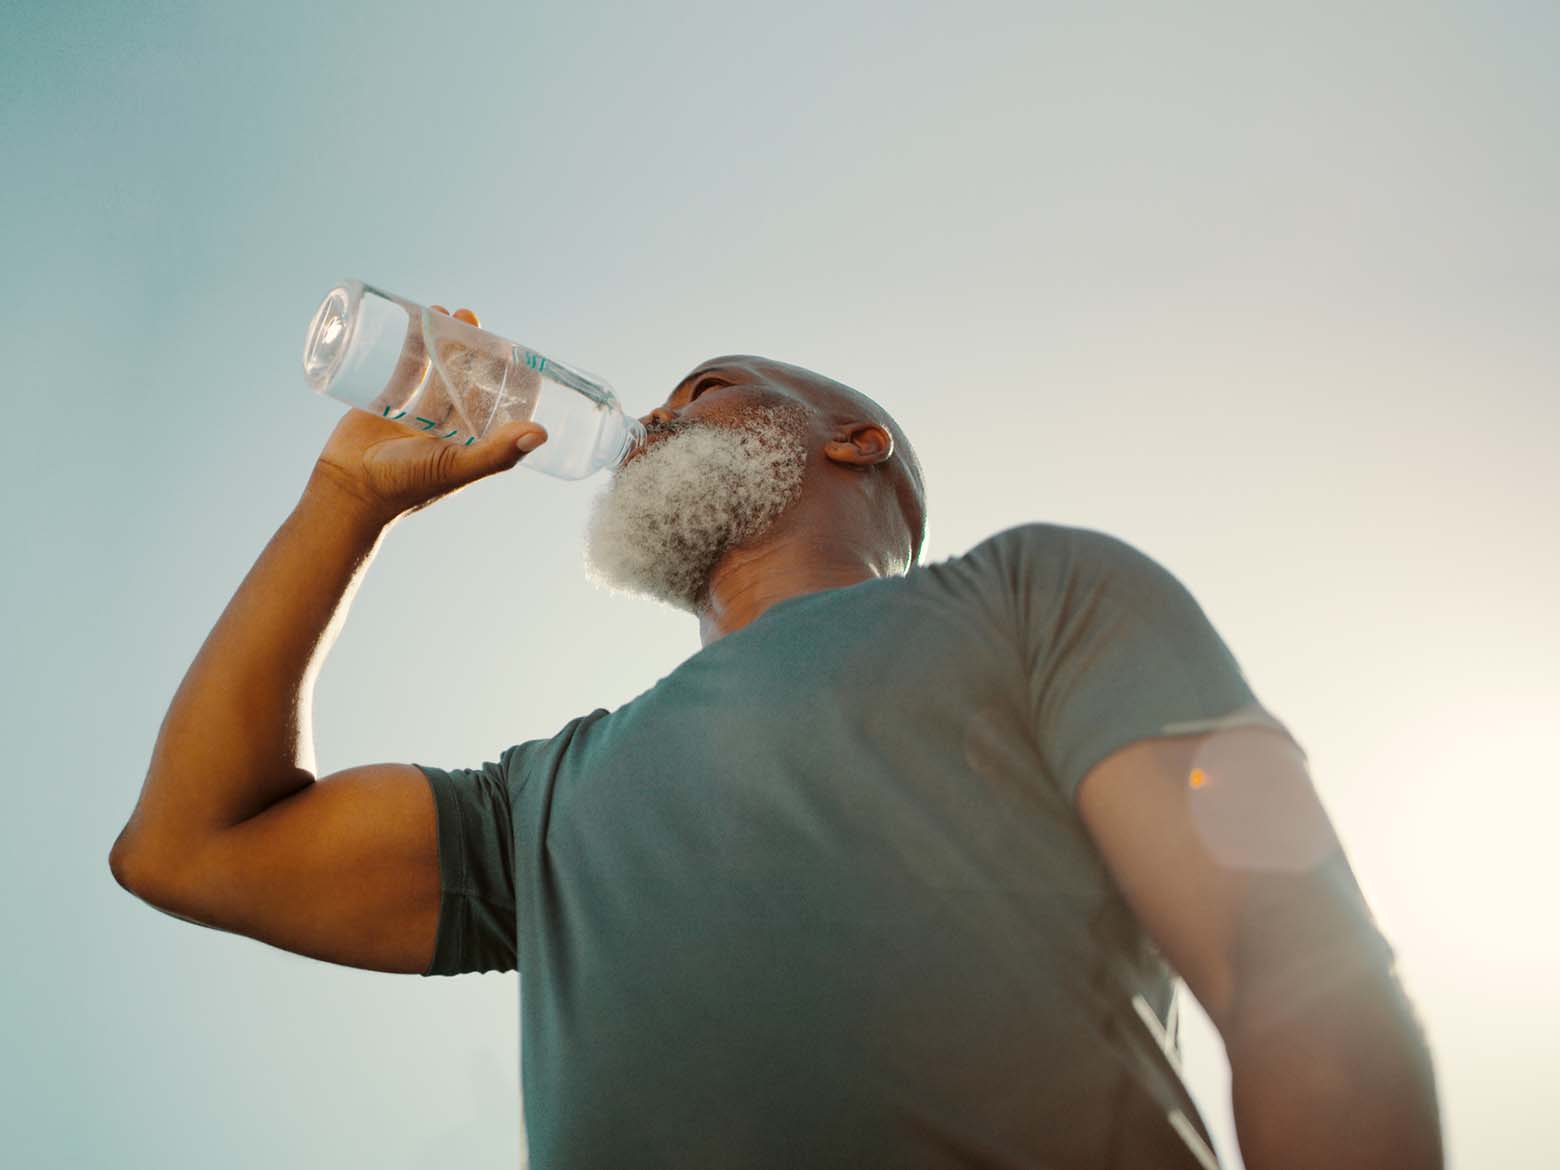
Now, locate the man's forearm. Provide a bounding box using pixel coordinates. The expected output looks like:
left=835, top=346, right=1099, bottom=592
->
left=113, top=467, right=396, bottom=869
left=1227, top=959, right=1444, bottom=1170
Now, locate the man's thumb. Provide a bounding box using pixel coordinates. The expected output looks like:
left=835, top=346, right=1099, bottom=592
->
left=496, top=423, right=549, bottom=460
left=455, top=423, right=549, bottom=483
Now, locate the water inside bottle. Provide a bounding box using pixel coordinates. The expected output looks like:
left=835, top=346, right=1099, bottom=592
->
left=525, top=377, right=637, bottom=479
left=419, top=308, right=538, bottom=437
left=387, top=308, right=637, bottom=479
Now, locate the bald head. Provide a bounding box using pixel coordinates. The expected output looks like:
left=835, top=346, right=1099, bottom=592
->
left=678, top=355, right=928, bottom=568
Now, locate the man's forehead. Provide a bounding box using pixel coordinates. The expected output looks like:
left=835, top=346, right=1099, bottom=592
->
left=678, top=354, right=847, bottom=406
left=685, top=354, right=791, bottom=383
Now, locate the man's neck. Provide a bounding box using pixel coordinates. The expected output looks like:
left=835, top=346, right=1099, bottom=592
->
left=697, top=538, right=889, bottom=646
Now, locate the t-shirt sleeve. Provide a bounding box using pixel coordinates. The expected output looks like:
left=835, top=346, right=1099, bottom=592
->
left=976, top=523, right=1304, bottom=805
left=412, top=747, right=523, bottom=977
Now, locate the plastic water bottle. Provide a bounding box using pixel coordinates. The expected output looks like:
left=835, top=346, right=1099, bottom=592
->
left=301, top=279, right=646, bottom=480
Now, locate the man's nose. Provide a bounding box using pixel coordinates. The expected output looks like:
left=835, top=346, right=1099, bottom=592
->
left=641, top=404, right=678, bottom=428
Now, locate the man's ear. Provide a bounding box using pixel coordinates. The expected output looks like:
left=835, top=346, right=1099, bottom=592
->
left=823, top=422, right=894, bottom=468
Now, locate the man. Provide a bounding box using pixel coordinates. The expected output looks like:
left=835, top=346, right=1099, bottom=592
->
left=111, top=306, right=1443, bottom=1169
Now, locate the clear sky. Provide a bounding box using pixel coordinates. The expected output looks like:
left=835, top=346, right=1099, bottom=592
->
left=4, top=1, right=1556, bottom=1167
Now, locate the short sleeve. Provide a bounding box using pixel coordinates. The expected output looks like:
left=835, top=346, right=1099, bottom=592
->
left=975, top=524, right=1303, bottom=805
left=413, top=747, right=522, bottom=977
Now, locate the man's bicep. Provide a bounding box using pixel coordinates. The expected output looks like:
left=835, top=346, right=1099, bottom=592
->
left=118, top=763, right=444, bottom=975
left=1075, top=727, right=1394, bottom=1038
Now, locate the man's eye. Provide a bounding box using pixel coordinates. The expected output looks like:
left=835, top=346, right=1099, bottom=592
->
left=690, top=376, right=729, bottom=400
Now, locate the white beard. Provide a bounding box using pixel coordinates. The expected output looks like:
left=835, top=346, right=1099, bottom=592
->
left=583, top=401, right=811, bottom=613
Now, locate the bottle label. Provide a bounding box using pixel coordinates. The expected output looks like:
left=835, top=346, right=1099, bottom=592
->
left=381, top=406, right=477, bottom=445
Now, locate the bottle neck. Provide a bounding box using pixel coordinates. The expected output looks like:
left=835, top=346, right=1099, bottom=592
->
left=608, top=414, right=648, bottom=471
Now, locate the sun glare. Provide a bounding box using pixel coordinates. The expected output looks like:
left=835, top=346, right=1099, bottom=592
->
left=1339, top=690, right=1559, bottom=982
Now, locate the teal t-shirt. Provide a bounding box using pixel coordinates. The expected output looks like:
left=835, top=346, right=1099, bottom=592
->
left=415, top=522, right=1302, bottom=1169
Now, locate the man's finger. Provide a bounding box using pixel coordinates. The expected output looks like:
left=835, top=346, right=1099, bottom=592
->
left=430, top=305, right=480, bottom=327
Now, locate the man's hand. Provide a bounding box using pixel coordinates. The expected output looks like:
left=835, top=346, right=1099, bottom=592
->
left=311, top=305, right=548, bottom=524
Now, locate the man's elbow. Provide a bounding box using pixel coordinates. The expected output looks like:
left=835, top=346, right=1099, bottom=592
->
left=108, top=828, right=176, bottom=899
left=1227, top=919, right=1402, bottom=1044
left=108, top=830, right=140, bottom=890
left=1224, top=955, right=1443, bottom=1170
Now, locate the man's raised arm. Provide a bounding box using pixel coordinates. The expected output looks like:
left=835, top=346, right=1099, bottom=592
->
left=110, top=303, right=547, bottom=889
left=109, top=465, right=392, bottom=878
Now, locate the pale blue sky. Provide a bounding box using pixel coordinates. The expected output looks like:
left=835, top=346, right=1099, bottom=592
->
left=4, top=1, right=1556, bottom=1167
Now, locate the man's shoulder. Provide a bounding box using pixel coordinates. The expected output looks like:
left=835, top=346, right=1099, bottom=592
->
left=955, top=522, right=1150, bottom=572
left=499, top=707, right=615, bottom=790
left=928, top=523, right=1187, bottom=617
